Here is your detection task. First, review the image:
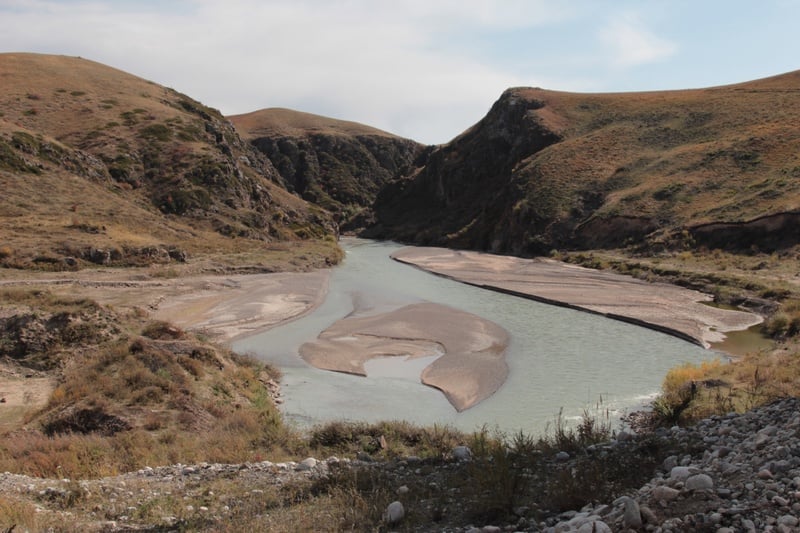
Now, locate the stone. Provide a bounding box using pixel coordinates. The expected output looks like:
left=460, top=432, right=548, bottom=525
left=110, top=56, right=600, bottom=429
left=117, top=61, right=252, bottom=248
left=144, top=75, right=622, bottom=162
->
left=555, top=451, right=570, bottom=462
left=452, top=445, right=472, bottom=461
left=385, top=501, right=404, bottom=524
left=614, top=496, right=642, bottom=529
left=741, top=518, right=756, bottom=531
left=758, top=469, right=774, bottom=479
left=670, top=466, right=693, bottom=482
left=296, top=458, right=317, bottom=471
left=578, top=520, right=612, bottom=533
left=685, top=473, right=714, bottom=491
left=616, top=430, right=633, bottom=442
left=778, top=515, right=799, bottom=527
left=773, top=495, right=789, bottom=507
left=639, top=504, right=658, bottom=524
left=652, top=485, right=680, bottom=501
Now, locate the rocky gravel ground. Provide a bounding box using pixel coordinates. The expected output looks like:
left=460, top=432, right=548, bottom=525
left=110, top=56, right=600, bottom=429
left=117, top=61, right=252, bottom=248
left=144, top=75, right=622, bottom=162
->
left=1, top=398, right=800, bottom=531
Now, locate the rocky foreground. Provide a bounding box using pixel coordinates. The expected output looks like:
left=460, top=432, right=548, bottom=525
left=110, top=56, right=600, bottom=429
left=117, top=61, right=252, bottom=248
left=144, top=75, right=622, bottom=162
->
left=1, top=398, right=799, bottom=531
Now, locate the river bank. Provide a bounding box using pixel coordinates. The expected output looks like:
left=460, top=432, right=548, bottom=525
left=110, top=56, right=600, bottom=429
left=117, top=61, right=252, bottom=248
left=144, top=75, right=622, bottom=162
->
left=391, top=246, right=763, bottom=349
left=152, top=240, right=763, bottom=426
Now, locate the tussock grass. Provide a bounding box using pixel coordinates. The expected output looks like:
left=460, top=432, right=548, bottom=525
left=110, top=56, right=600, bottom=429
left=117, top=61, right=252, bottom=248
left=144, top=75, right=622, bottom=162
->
left=308, top=420, right=464, bottom=459
left=648, top=344, right=800, bottom=426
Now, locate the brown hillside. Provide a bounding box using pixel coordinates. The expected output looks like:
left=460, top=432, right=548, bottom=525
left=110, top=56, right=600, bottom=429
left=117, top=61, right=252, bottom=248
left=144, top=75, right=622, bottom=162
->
left=231, top=108, right=399, bottom=139
left=0, top=53, right=337, bottom=270
left=370, top=71, right=800, bottom=255
left=231, top=108, right=424, bottom=230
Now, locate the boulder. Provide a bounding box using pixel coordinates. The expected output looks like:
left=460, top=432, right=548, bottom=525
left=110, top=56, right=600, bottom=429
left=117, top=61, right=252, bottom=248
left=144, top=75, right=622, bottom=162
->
left=385, top=501, right=404, bottom=524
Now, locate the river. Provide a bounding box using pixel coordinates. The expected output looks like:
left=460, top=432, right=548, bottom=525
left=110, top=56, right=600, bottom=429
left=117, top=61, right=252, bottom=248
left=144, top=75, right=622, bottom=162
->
left=233, top=239, right=716, bottom=435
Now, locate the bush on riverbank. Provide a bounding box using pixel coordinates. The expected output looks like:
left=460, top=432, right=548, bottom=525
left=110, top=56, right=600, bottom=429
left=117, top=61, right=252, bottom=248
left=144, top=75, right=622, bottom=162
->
left=645, top=341, right=800, bottom=428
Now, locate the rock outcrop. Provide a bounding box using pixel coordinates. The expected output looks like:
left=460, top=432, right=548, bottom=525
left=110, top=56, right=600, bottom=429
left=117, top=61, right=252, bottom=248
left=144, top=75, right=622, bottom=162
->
left=230, top=108, right=424, bottom=230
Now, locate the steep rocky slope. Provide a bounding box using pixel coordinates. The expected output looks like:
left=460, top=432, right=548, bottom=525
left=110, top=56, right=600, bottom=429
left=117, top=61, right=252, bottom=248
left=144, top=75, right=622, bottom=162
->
left=230, top=108, right=424, bottom=229
left=0, top=53, right=337, bottom=269
left=369, top=72, right=800, bottom=256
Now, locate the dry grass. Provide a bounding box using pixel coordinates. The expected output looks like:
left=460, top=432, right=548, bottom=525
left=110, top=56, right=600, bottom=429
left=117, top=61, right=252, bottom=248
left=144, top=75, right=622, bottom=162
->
left=230, top=107, right=399, bottom=140
left=0, top=53, right=340, bottom=272
left=0, top=286, right=299, bottom=478
left=376, top=69, right=800, bottom=256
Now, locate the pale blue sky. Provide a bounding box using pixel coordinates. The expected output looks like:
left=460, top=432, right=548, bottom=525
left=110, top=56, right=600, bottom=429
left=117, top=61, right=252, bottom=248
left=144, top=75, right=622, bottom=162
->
left=1, top=0, right=798, bottom=144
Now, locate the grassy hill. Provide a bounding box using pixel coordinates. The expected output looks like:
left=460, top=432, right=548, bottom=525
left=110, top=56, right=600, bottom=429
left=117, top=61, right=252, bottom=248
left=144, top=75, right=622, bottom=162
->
left=230, top=108, right=424, bottom=230
left=0, top=53, right=339, bottom=271
left=370, top=71, right=800, bottom=255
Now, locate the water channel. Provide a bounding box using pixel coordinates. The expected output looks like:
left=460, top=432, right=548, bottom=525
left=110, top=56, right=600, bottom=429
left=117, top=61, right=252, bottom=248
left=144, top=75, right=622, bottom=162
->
left=233, top=239, right=717, bottom=435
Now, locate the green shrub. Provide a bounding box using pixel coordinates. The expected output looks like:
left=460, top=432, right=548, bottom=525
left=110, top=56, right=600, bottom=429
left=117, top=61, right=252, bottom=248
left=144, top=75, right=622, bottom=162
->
left=140, top=123, right=172, bottom=142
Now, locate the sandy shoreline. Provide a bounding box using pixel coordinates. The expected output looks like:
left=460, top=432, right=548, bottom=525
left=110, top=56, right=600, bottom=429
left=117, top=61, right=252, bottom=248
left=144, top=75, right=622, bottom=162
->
left=152, top=271, right=330, bottom=342
left=390, top=247, right=763, bottom=349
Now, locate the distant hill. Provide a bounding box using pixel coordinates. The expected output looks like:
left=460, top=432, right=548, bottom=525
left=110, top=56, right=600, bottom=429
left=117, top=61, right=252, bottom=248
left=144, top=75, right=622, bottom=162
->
left=368, top=72, right=800, bottom=255
left=0, top=53, right=336, bottom=269
left=230, top=108, right=425, bottom=230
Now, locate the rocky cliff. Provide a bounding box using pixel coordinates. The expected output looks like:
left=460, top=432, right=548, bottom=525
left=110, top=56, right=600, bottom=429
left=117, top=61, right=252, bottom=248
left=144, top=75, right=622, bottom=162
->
left=230, top=108, right=424, bottom=230
left=370, top=72, right=800, bottom=256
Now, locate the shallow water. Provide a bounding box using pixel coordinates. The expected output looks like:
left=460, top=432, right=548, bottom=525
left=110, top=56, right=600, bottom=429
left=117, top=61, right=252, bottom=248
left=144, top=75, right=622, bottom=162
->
left=233, top=239, right=717, bottom=435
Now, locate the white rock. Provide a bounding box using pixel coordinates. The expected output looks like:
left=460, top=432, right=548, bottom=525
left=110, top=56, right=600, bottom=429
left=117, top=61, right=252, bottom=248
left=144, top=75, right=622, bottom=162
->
left=685, top=473, right=714, bottom=491
left=652, top=485, right=680, bottom=501
left=670, top=466, right=693, bottom=482
left=385, top=500, right=404, bottom=524
left=397, top=485, right=409, bottom=495
left=452, top=446, right=472, bottom=461
left=778, top=515, right=799, bottom=527
left=296, top=458, right=318, bottom=471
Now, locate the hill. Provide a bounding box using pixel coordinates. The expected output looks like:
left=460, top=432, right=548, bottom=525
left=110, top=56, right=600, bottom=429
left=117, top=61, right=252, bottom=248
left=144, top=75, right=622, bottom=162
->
left=0, top=53, right=338, bottom=270
left=368, top=72, right=800, bottom=255
left=230, top=108, right=425, bottom=230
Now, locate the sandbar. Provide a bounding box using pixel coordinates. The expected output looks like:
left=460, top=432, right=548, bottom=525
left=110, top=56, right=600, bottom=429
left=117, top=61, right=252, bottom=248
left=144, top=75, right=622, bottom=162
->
left=152, top=271, right=330, bottom=341
left=391, top=247, right=763, bottom=348
left=299, top=302, right=509, bottom=412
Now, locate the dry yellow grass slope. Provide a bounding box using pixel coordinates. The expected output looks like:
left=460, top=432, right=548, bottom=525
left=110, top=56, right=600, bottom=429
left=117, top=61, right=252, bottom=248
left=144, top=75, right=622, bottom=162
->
left=0, top=53, right=339, bottom=271
left=230, top=107, right=399, bottom=140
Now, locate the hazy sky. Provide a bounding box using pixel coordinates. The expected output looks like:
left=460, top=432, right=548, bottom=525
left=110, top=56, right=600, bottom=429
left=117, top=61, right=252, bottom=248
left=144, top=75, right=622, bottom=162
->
left=1, top=0, right=798, bottom=144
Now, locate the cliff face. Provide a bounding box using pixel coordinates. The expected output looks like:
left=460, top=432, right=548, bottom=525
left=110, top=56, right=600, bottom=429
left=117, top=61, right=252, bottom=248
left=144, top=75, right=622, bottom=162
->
left=367, top=89, right=562, bottom=251
left=371, top=72, right=800, bottom=255
left=230, top=109, right=424, bottom=230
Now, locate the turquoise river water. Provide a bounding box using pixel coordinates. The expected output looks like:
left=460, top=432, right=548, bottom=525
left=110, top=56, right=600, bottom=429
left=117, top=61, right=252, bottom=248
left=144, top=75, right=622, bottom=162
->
left=233, top=239, right=717, bottom=435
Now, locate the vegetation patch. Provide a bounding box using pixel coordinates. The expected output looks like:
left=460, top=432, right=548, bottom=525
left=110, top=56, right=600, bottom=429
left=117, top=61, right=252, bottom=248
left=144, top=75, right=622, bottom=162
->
left=139, top=123, right=172, bottom=142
